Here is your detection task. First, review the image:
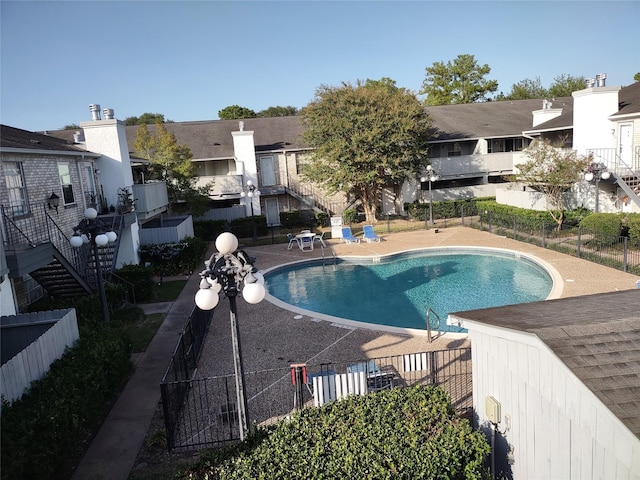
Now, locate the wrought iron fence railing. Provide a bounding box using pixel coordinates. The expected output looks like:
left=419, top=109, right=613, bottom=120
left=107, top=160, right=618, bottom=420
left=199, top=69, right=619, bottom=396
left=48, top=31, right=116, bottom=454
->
left=161, top=347, right=472, bottom=451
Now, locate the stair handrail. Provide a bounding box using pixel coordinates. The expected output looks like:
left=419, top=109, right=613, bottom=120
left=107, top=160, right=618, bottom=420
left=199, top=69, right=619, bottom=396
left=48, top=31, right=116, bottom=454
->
left=286, top=174, right=344, bottom=215
left=1, top=205, right=38, bottom=247
left=425, top=307, right=441, bottom=343
left=587, top=147, right=640, bottom=207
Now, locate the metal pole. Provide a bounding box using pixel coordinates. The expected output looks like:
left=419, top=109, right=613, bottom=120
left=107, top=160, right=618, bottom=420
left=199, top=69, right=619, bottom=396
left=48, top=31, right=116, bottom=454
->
left=594, top=177, right=600, bottom=213
left=429, top=180, right=434, bottom=225
left=228, top=295, right=249, bottom=440
left=93, top=241, right=110, bottom=322
left=250, top=200, right=257, bottom=244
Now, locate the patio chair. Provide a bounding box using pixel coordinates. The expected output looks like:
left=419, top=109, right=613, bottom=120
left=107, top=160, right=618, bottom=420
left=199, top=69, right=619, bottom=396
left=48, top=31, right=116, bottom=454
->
left=362, top=225, right=380, bottom=243
left=341, top=226, right=360, bottom=244
left=313, top=231, right=326, bottom=247
left=287, top=233, right=299, bottom=250
left=347, top=360, right=394, bottom=392
left=299, top=235, right=314, bottom=251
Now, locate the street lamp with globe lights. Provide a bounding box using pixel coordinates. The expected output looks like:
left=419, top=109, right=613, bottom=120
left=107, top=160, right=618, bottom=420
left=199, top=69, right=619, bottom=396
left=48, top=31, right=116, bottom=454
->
left=240, top=180, right=261, bottom=243
left=420, top=165, right=439, bottom=226
left=194, top=232, right=266, bottom=440
left=584, top=162, right=611, bottom=213
left=70, top=207, right=117, bottom=322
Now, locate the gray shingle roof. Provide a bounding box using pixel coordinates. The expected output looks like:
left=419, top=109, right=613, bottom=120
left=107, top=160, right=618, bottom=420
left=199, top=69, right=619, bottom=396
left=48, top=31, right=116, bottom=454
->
left=611, top=81, right=640, bottom=118
left=450, top=289, right=640, bottom=439
left=1, top=124, right=88, bottom=153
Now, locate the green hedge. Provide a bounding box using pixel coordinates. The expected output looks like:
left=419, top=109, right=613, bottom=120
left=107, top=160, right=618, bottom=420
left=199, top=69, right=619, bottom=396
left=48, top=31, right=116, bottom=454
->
left=1, top=321, right=132, bottom=480
left=183, top=386, right=490, bottom=480
left=139, top=236, right=207, bottom=276
left=405, top=197, right=494, bottom=221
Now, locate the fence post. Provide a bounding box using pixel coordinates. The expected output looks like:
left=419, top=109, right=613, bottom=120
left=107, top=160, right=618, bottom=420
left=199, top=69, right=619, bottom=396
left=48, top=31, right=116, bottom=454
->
left=429, top=351, right=438, bottom=384
left=577, top=226, right=582, bottom=257
left=542, top=223, right=546, bottom=248
left=513, top=216, right=516, bottom=238
left=623, top=236, right=628, bottom=272
left=291, top=364, right=307, bottom=411
left=461, top=204, right=465, bottom=226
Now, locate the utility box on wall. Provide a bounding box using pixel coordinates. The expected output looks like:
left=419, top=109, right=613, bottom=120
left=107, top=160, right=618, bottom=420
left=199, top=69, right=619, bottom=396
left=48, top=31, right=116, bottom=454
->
left=485, top=396, right=501, bottom=424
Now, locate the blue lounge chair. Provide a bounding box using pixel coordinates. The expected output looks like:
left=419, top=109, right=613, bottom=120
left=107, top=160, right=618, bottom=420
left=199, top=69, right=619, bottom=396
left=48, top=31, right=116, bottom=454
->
left=341, top=227, right=360, bottom=244
left=287, top=233, right=299, bottom=250
left=362, top=225, right=380, bottom=243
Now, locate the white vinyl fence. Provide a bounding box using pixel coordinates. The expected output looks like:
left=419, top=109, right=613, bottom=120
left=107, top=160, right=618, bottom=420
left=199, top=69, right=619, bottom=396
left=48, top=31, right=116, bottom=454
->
left=1, top=309, right=79, bottom=409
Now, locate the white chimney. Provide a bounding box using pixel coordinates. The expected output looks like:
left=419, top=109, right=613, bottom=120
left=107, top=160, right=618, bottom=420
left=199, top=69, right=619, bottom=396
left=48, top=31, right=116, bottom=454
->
left=103, top=108, right=115, bottom=120
left=89, top=104, right=102, bottom=121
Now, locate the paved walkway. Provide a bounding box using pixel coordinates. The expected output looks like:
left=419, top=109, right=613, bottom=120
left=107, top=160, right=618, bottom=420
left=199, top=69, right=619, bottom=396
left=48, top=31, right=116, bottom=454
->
left=72, top=226, right=640, bottom=479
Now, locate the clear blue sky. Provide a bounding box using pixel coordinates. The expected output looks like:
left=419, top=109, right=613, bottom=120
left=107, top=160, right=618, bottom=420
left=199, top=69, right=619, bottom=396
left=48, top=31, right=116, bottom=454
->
left=1, top=1, right=639, bottom=132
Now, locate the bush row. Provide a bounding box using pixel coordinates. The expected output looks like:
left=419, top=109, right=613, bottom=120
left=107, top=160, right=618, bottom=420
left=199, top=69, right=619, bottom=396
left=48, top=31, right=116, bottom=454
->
left=182, top=386, right=490, bottom=480
left=0, top=318, right=133, bottom=480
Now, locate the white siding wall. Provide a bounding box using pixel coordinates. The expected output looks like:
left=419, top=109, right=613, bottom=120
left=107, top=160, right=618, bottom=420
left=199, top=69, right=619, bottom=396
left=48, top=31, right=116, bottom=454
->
left=464, top=323, right=640, bottom=479
left=572, top=86, right=621, bottom=155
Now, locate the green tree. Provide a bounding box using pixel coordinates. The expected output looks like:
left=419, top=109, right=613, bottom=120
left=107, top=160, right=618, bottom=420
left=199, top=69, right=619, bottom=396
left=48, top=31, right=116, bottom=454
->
left=634, top=73, right=640, bottom=82
left=421, top=54, right=498, bottom=105
left=133, top=122, right=210, bottom=215
left=497, top=77, right=547, bottom=100
left=547, top=74, right=587, bottom=97
left=62, top=123, right=80, bottom=130
left=257, top=106, right=299, bottom=117
left=302, top=78, right=432, bottom=223
left=515, top=139, right=593, bottom=229
left=218, top=105, right=257, bottom=120
left=124, top=113, right=171, bottom=126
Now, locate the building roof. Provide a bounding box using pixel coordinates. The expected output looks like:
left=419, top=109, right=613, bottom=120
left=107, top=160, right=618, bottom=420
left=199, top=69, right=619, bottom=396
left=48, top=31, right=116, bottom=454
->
left=1, top=124, right=89, bottom=154
left=426, top=97, right=573, bottom=141
left=611, top=81, right=640, bottom=118
left=450, top=289, right=640, bottom=439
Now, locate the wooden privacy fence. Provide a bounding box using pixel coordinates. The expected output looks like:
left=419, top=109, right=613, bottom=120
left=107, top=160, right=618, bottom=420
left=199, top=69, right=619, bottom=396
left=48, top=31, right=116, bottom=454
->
left=161, top=347, right=472, bottom=451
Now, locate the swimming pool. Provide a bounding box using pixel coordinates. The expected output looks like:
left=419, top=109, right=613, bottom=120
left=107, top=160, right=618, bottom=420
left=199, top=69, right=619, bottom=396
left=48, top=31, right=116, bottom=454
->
left=264, top=247, right=560, bottom=334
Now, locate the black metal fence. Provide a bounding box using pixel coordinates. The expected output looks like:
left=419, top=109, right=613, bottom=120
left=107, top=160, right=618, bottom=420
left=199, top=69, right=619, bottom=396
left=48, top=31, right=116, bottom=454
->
left=161, top=347, right=472, bottom=451
left=468, top=211, right=640, bottom=275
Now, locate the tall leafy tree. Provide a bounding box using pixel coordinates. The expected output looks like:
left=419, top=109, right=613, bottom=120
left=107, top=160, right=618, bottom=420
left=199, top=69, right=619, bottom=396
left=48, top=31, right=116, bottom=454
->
left=218, top=105, right=257, bottom=120
left=496, top=77, right=547, bottom=100
left=257, top=106, right=299, bottom=117
left=515, top=139, right=593, bottom=229
left=124, top=113, right=170, bottom=126
left=302, top=78, right=432, bottom=223
left=547, top=74, right=587, bottom=97
left=420, top=54, right=498, bottom=105
left=134, top=122, right=210, bottom=215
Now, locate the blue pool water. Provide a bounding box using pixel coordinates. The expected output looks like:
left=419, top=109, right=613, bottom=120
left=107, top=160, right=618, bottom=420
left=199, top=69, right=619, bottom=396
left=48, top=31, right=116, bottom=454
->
left=264, top=249, right=554, bottom=332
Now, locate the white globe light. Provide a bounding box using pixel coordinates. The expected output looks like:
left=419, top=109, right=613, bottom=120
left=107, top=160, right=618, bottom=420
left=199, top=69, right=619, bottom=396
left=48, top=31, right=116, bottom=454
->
left=84, top=207, right=98, bottom=219
left=247, top=191, right=254, bottom=198
left=70, top=235, right=84, bottom=248
left=216, top=232, right=238, bottom=254
left=426, top=165, right=433, bottom=171
left=206, top=278, right=222, bottom=292
left=430, top=175, right=438, bottom=182
left=585, top=172, right=594, bottom=182
left=601, top=171, right=611, bottom=180
left=81, top=234, right=90, bottom=244
left=240, top=191, right=246, bottom=198
left=252, top=271, right=265, bottom=285
left=242, top=282, right=265, bottom=304
left=420, top=176, right=427, bottom=183
left=246, top=180, right=253, bottom=187
left=95, top=233, right=109, bottom=246
left=254, top=190, right=261, bottom=197
left=106, top=231, right=117, bottom=243
left=195, top=288, right=220, bottom=310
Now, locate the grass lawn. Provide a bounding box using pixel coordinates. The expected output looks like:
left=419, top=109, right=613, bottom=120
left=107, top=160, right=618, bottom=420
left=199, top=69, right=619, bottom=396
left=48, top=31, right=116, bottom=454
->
left=154, top=279, right=188, bottom=302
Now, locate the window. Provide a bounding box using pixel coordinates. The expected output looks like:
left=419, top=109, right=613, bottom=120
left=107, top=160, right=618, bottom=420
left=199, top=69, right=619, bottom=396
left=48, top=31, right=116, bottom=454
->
left=58, top=163, right=75, bottom=205
left=447, top=143, right=462, bottom=157
left=295, top=153, right=308, bottom=175
left=5, top=162, right=29, bottom=215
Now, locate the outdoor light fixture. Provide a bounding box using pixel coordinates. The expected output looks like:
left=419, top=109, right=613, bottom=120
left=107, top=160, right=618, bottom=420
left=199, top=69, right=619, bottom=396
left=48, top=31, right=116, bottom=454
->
left=420, top=165, right=439, bottom=225
left=48, top=192, right=60, bottom=213
left=195, top=232, right=266, bottom=440
left=584, top=162, right=611, bottom=213
left=70, top=207, right=117, bottom=322
left=240, top=180, right=261, bottom=242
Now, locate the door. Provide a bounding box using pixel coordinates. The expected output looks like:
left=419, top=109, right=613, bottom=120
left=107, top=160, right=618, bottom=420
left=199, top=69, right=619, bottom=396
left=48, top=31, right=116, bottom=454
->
left=260, top=156, right=277, bottom=186
left=265, top=198, right=280, bottom=226
left=619, top=123, right=633, bottom=168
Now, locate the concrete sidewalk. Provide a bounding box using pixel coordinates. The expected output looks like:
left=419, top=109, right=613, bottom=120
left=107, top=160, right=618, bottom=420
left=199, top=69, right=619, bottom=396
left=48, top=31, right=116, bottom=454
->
left=71, top=226, right=640, bottom=479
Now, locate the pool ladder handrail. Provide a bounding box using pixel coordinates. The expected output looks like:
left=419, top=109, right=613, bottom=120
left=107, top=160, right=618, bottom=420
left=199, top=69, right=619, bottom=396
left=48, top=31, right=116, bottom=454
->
left=426, top=307, right=441, bottom=343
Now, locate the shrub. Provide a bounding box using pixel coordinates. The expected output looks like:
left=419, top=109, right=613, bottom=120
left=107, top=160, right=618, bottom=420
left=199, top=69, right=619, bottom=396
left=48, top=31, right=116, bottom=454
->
left=115, top=263, right=155, bottom=303
left=627, top=214, right=640, bottom=247
left=139, top=237, right=207, bottom=277
left=315, top=211, right=329, bottom=227
left=183, top=386, right=490, bottom=480
left=194, top=220, right=229, bottom=241
left=280, top=210, right=302, bottom=228
left=580, top=213, right=622, bottom=238
left=342, top=208, right=358, bottom=224
left=0, top=321, right=132, bottom=480
left=229, top=216, right=268, bottom=238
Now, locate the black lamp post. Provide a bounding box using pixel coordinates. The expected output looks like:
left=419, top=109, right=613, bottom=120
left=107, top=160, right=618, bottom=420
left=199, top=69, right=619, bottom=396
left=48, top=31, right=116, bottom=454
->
left=420, top=165, right=439, bottom=225
left=584, top=162, right=611, bottom=213
left=70, top=207, right=117, bottom=322
left=241, top=180, right=261, bottom=243
left=194, top=232, right=266, bottom=441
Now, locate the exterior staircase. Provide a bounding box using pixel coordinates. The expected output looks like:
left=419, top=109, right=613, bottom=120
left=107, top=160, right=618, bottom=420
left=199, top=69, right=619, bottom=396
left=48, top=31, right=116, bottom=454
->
left=2, top=204, right=123, bottom=301
left=587, top=148, right=640, bottom=208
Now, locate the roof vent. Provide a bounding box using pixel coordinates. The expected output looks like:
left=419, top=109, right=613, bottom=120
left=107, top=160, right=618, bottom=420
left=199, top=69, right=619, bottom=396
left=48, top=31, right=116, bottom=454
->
left=239, top=121, right=244, bottom=131
left=585, top=78, right=596, bottom=88
left=103, top=108, right=115, bottom=120
left=542, top=99, right=552, bottom=110
left=595, top=73, right=607, bottom=87
left=73, top=130, right=85, bottom=143
left=89, top=104, right=102, bottom=121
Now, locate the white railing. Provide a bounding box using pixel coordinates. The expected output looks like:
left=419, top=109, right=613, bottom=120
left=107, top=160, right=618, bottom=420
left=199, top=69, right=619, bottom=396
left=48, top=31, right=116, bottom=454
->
left=195, top=174, right=244, bottom=195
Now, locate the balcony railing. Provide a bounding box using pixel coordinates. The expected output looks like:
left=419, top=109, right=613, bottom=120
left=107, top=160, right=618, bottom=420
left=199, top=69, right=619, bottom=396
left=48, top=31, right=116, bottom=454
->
left=131, top=181, right=169, bottom=222
left=194, top=174, right=244, bottom=196
left=430, top=151, right=525, bottom=178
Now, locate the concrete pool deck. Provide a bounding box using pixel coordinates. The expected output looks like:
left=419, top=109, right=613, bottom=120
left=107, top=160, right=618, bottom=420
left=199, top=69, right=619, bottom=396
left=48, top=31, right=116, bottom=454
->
left=197, top=225, right=640, bottom=377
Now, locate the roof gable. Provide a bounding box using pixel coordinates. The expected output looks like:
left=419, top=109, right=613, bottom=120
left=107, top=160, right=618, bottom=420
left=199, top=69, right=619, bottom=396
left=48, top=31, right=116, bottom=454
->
left=1, top=124, right=88, bottom=154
